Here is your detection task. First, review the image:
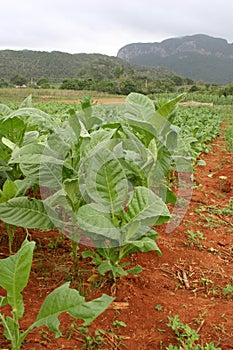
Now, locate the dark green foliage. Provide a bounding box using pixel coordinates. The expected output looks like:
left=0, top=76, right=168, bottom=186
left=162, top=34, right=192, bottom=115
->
left=0, top=78, right=9, bottom=88
left=117, top=34, right=233, bottom=84
left=36, top=77, right=50, bottom=89
left=0, top=49, right=177, bottom=86
left=11, top=75, right=27, bottom=86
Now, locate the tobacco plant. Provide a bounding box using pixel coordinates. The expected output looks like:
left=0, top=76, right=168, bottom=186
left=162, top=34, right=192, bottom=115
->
left=0, top=93, right=192, bottom=279
left=0, top=239, right=113, bottom=350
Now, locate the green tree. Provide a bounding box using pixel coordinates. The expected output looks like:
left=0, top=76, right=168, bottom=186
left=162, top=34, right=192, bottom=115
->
left=118, top=79, right=138, bottom=95
left=96, top=79, right=117, bottom=93
left=11, top=75, right=28, bottom=86
left=172, top=75, right=184, bottom=86
left=60, top=79, right=77, bottom=90
left=37, top=77, right=50, bottom=88
left=184, top=77, right=194, bottom=85
left=113, top=67, right=124, bottom=78
left=0, top=78, right=9, bottom=88
left=189, top=84, right=200, bottom=92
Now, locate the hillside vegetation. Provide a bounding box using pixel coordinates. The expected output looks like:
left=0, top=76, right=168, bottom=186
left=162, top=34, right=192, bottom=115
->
left=1, top=35, right=233, bottom=95
left=0, top=50, right=117, bottom=82
left=0, top=49, right=187, bottom=94
left=117, top=34, right=233, bottom=84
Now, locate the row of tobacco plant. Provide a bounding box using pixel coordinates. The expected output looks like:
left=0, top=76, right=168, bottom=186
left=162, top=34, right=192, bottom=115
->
left=0, top=93, right=221, bottom=349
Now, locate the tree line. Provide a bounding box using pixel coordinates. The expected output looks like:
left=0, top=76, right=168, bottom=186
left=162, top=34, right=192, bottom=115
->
left=0, top=73, right=194, bottom=95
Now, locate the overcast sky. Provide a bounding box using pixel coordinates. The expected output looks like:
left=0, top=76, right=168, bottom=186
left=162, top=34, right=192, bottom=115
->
left=0, top=0, right=232, bottom=56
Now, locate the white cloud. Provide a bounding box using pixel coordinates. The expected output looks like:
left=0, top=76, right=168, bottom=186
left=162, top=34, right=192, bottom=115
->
left=0, top=0, right=232, bottom=55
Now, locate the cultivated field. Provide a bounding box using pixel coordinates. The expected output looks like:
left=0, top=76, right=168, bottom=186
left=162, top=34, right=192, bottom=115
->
left=0, top=90, right=232, bottom=349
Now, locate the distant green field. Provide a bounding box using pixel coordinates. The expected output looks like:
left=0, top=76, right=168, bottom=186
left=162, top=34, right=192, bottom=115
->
left=0, top=87, right=125, bottom=103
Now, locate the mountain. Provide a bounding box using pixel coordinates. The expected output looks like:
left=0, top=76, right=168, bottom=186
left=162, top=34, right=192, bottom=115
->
left=117, top=34, right=233, bottom=84
left=0, top=49, right=176, bottom=83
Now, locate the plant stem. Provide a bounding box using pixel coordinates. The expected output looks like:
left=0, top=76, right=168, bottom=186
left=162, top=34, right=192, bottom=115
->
left=6, top=223, right=14, bottom=254
left=71, top=241, right=79, bottom=277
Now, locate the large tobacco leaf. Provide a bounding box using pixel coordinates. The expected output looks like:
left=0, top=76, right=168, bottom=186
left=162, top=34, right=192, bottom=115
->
left=0, top=240, right=35, bottom=319
left=33, top=283, right=114, bottom=337
left=0, top=197, right=55, bottom=229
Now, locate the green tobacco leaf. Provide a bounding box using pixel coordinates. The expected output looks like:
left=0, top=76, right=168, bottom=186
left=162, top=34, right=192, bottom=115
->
left=118, top=236, right=161, bottom=261
left=126, top=265, right=143, bottom=275
left=80, top=128, right=116, bottom=158
left=23, top=131, right=39, bottom=146
left=124, top=116, right=157, bottom=139
left=125, top=93, right=157, bottom=137
left=20, top=95, right=32, bottom=108
left=125, top=92, right=155, bottom=120
left=69, top=110, right=91, bottom=138
left=123, top=186, right=171, bottom=227
left=69, top=110, right=81, bottom=139
left=80, top=143, right=128, bottom=213
left=81, top=250, right=96, bottom=259
left=2, top=137, right=18, bottom=151
left=98, top=262, right=127, bottom=279
left=1, top=316, right=18, bottom=342
left=39, top=161, right=63, bottom=191
left=0, top=103, right=12, bottom=117
left=165, top=129, right=178, bottom=151
left=122, top=222, right=156, bottom=243
left=128, top=236, right=161, bottom=254
left=77, top=203, right=121, bottom=241
left=3, top=107, right=57, bottom=132
left=43, top=189, right=69, bottom=210
left=1, top=117, right=25, bottom=146
left=79, top=119, right=90, bottom=138
left=148, top=138, right=158, bottom=161
left=120, top=187, right=171, bottom=243
left=34, top=283, right=114, bottom=337
left=157, top=184, right=177, bottom=204
left=10, top=143, right=68, bottom=190
left=0, top=158, right=12, bottom=172
left=0, top=180, right=17, bottom=203
left=125, top=92, right=168, bottom=136
left=10, top=143, right=45, bottom=165
left=4, top=107, right=50, bottom=122
left=0, top=197, right=55, bottom=229
left=46, top=132, right=71, bottom=159
left=0, top=240, right=35, bottom=318
left=154, top=146, right=172, bottom=180
left=97, top=261, right=114, bottom=276
left=63, top=178, right=80, bottom=204
left=94, top=158, right=127, bottom=212
left=122, top=137, right=155, bottom=178
left=13, top=179, right=34, bottom=196
left=157, top=94, right=184, bottom=119
left=79, top=104, right=107, bottom=130
left=10, top=143, right=66, bottom=166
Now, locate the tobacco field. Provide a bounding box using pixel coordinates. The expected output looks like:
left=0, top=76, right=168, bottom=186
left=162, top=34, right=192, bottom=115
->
left=0, top=92, right=232, bottom=350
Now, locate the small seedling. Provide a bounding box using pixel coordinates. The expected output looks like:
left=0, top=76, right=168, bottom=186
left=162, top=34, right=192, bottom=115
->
left=47, top=236, right=63, bottom=249
left=155, top=304, right=163, bottom=311
left=193, top=311, right=207, bottom=326
left=201, top=277, right=217, bottom=295
left=208, top=198, right=233, bottom=217
left=185, top=229, right=206, bottom=250
left=167, top=315, right=221, bottom=349
left=80, top=319, right=127, bottom=349
left=223, top=284, right=233, bottom=298
left=83, top=329, right=106, bottom=349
